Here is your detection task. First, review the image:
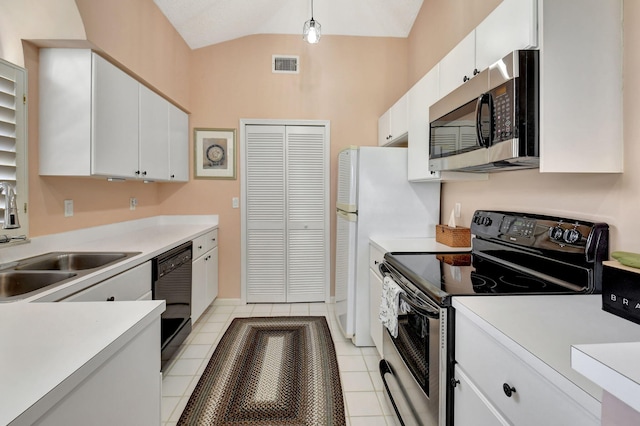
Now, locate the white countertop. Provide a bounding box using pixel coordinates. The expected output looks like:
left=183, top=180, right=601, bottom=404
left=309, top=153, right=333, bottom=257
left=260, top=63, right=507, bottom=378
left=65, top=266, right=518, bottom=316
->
left=572, top=340, right=640, bottom=413
left=452, top=295, right=640, bottom=414
left=1, top=300, right=165, bottom=425
left=369, top=237, right=471, bottom=254
left=0, top=214, right=218, bottom=424
left=3, top=215, right=218, bottom=302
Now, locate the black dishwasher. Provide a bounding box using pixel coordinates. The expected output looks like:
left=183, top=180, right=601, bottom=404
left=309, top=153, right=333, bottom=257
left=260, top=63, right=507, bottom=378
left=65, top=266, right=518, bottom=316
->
left=152, top=241, right=192, bottom=370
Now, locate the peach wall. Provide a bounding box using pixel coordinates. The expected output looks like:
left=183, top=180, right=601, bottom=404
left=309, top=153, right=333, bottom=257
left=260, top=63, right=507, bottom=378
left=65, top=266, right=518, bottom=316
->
left=159, top=34, right=409, bottom=298
left=408, top=1, right=637, bottom=253
left=0, top=0, right=86, bottom=67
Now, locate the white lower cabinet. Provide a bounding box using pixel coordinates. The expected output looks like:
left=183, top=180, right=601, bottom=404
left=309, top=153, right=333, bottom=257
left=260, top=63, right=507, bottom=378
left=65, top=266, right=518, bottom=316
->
left=60, top=262, right=151, bottom=302
left=32, top=319, right=161, bottom=426
left=453, top=309, right=599, bottom=426
left=192, top=230, right=219, bottom=322
left=368, top=243, right=385, bottom=357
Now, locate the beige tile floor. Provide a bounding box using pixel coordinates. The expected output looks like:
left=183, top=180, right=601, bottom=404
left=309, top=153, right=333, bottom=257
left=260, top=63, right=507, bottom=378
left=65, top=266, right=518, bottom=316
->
left=161, top=299, right=400, bottom=425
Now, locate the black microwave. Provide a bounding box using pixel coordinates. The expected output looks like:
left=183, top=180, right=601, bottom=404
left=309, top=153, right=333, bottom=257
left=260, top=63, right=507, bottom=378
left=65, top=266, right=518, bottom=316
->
left=429, top=50, right=539, bottom=172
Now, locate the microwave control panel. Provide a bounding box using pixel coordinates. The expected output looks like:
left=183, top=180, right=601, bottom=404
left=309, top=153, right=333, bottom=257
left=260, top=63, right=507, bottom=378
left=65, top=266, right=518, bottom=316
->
left=491, top=79, right=517, bottom=143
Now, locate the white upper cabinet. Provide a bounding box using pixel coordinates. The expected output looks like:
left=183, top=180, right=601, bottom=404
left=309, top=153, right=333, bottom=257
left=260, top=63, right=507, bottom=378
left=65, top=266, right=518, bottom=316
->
left=439, top=32, right=477, bottom=99
left=475, top=0, right=538, bottom=72
left=407, top=66, right=440, bottom=181
left=439, top=0, right=537, bottom=98
left=39, top=48, right=189, bottom=181
left=538, top=0, right=622, bottom=173
left=168, top=103, right=189, bottom=181
left=91, top=54, right=139, bottom=178
left=377, top=93, right=408, bottom=146
left=139, top=85, right=170, bottom=181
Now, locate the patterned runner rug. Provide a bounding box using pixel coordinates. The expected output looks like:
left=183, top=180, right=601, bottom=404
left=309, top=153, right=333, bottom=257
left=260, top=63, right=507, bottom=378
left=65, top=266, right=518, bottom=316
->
left=177, top=316, right=346, bottom=425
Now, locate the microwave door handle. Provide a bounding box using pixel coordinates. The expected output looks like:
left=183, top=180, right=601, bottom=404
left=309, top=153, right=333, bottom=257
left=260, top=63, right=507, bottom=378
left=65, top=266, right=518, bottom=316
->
left=475, top=93, right=492, bottom=148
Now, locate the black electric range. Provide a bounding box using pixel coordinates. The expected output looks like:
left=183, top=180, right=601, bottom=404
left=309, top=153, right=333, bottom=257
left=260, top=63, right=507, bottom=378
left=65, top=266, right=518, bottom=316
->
left=383, top=210, right=609, bottom=306
left=378, top=210, right=609, bottom=426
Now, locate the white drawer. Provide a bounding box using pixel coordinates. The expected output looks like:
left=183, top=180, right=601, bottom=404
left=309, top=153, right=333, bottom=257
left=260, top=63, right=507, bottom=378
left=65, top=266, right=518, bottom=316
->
left=193, top=229, right=218, bottom=259
left=369, top=244, right=385, bottom=278
left=455, top=312, right=599, bottom=426
left=62, top=262, right=151, bottom=302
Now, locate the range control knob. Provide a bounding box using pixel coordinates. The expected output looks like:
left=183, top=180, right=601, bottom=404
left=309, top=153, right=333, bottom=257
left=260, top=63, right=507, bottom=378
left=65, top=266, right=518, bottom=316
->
left=549, top=226, right=564, bottom=241
left=563, top=228, right=582, bottom=244
left=482, top=216, right=492, bottom=226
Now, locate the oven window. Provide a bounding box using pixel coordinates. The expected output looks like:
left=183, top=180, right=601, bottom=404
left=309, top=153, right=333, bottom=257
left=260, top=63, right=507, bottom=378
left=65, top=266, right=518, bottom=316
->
left=394, top=311, right=429, bottom=395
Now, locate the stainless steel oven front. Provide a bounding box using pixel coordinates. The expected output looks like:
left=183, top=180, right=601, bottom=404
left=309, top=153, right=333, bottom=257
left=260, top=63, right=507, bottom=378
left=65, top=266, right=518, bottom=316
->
left=379, top=263, right=450, bottom=426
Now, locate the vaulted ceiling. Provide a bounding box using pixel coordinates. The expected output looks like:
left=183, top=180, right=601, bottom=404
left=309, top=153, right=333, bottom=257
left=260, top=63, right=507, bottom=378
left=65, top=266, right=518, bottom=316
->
left=153, top=0, right=424, bottom=49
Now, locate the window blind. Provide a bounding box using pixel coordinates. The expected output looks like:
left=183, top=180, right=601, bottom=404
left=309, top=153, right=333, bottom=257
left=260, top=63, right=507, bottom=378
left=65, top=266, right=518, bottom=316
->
left=0, top=60, right=26, bottom=231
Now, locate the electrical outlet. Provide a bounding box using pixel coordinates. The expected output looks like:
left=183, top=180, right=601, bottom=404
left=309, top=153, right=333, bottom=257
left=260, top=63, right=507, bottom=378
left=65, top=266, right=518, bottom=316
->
left=64, top=199, right=73, bottom=217
left=232, top=197, right=239, bottom=208
left=130, top=197, right=138, bottom=211
left=454, top=203, right=461, bottom=218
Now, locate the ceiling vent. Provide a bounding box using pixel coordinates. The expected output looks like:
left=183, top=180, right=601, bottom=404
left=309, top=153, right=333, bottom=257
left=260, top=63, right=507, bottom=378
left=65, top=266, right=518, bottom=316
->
left=272, top=55, right=299, bottom=74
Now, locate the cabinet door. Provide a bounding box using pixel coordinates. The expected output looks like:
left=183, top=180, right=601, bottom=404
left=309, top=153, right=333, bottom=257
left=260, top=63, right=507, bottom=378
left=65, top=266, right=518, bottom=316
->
left=389, top=93, right=408, bottom=141
left=475, top=0, right=538, bottom=72
left=191, top=254, right=207, bottom=323
left=453, top=366, right=509, bottom=426
left=139, top=85, right=169, bottom=181
left=439, top=31, right=476, bottom=97
left=377, top=109, right=391, bottom=146
left=91, top=54, right=139, bottom=178
left=378, top=94, right=409, bottom=146
left=168, top=103, right=189, bottom=181
left=205, top=246, right=219, bottom=305
left=408, top=66, right=440, bottom=181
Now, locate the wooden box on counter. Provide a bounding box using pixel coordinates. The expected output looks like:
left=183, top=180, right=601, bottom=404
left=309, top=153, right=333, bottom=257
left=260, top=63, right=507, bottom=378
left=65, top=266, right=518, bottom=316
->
left=435, top=225, right=471, bottom=247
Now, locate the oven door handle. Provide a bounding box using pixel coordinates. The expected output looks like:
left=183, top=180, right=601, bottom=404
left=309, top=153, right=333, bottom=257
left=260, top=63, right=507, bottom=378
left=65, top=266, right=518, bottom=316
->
left=379, top=360, right=407, bottom=426
left=399, top=292, right=440, bottom=319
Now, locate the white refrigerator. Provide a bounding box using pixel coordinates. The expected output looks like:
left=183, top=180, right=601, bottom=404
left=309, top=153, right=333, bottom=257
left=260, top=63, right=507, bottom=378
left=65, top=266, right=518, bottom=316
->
left=335, top=146, right=441, bottom=346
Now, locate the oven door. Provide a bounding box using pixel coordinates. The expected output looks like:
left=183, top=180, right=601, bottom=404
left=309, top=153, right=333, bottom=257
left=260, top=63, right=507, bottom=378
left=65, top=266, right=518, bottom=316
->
left=379, top=284, right=443, bottom=426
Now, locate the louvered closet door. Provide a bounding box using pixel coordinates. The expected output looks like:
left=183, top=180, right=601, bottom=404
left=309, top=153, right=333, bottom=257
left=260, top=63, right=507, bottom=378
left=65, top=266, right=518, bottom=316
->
left=245, top=124, right=328, bottom=303
left=246, top=125, right=287, bottom=302
left=285, top=126, right=327, bottom=302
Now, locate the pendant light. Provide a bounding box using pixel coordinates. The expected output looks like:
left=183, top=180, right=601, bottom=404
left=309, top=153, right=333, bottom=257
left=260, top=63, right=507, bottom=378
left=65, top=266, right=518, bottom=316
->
left=303, top=0, right=321, bottom=44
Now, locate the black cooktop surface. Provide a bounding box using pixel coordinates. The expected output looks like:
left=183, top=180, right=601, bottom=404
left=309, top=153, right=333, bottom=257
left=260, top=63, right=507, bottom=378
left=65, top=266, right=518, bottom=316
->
left=385, top=251, right=585, bottom=306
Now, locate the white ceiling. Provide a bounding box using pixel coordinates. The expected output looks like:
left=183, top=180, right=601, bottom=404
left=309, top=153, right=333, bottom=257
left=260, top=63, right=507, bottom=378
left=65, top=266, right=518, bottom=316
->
left=153, top=0, right=424, bottom=49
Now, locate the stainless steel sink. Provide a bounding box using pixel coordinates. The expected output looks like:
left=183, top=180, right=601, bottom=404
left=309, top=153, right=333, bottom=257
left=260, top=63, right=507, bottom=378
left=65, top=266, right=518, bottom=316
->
left=0, top=271, right=77, bottom=299
left=0, top=251, right=140, bottom=301
left=15, top=252, right=130, bottom=271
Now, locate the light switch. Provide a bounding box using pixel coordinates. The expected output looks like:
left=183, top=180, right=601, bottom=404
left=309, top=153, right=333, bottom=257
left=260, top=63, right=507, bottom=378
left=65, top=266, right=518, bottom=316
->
left=232, top=197, right=239, bottom=208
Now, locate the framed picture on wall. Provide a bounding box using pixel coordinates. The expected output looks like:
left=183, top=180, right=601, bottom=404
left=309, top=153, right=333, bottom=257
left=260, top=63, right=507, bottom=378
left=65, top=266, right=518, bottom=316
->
left=194, top=128, right=236, bottom=179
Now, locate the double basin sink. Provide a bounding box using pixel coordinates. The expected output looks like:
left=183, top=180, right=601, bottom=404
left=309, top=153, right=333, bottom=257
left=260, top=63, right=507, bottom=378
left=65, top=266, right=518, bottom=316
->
left=0, top=251, right=140, bottom=301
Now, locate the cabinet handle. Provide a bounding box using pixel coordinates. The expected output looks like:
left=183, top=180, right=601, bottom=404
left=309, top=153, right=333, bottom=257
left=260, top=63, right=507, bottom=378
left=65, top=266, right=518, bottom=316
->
left=451, top=378, right=460, bottom=388
left=198, top=245, right=203, bottom=249
left=463, top=75, right=470, bottom=82
left=135, top=170, right=140, bottom=176
left=503, top=383, right=516, bottom=398
left=374, top=260, right=379, bottom=265
left=142, top=171, right=147, bottom=176
left=171, top=174, right=175, bottom=179
left=473, top=68, right=479, bottom=76
left=107, top=296, right=115, bottom=301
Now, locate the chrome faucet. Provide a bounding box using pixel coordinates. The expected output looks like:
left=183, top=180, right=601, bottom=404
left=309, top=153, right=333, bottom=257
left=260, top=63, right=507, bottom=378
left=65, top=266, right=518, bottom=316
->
left=0, top=182, right=20, bottom=229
